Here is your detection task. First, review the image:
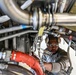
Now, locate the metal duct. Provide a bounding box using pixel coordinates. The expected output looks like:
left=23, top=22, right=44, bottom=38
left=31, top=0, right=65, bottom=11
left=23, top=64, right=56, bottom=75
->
left=54, top=14, right=76, bottom=24
left=0, top=0, right=33, bottom=24
left=0, top=0, right=76, bottom=28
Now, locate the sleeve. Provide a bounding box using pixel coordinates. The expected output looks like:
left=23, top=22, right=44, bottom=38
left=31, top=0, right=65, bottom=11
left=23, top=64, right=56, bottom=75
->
left=51, top=50, right=70, bottom=73
left=42, top=54, right=47, bottom=62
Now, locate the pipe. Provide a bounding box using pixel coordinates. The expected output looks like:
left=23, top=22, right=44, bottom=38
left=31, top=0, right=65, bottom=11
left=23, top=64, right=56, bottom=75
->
left=38, top=10, right=76, bottom=27
left=54, top=14, right=76, bottom=24
left=0, top=30, right=49, bottom=42
left=21, top=0, right=34, bottom=10
left=0, top=25, right=33, bottom=34
left=0, top=0, right=34, bottom=23
left=5, top=33, right=9, bottom=49
left=0, top=0, right=33, bottom=24
left=0, top=0, right=76, bottom=28
left=0, top=15, right=10, bottom=23
left=55, top=0, right=59, bottom=12
left=13, top=37, right=17, bottom=50
left=10, top=51, right=45, bottom=75
left=67, top=36, right=73, bottom=75
left=56, top=24, right=76, bottom=26
left=58, top=0, right=67, bottom=13
left=0, top=30, right=38, bottom=41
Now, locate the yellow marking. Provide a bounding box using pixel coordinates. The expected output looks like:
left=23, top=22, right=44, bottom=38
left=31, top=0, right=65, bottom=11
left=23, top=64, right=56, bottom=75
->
left=38, top=26, right=46, bottom=36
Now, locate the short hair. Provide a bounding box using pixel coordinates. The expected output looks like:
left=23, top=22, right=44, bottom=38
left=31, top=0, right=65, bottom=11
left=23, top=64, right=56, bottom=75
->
left=48, top=35, right=58, bottom=43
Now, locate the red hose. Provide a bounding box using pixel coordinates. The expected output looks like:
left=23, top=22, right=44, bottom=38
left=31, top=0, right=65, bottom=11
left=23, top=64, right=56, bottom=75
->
left=10, top=51, right=45, bottom=75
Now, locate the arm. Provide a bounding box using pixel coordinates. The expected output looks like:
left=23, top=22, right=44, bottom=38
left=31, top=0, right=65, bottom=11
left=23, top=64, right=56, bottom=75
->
left=44, top=62, right=61, bottom=73
left=44, top=50, right=70, bottom=73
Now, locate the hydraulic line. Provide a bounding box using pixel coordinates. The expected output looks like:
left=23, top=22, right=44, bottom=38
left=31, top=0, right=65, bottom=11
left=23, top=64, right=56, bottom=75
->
left=0, top=30, right=38, bottom=42
left=0, top=25, right=33, bottom=34
left=0, top=30, right=49, bottom=42
left=21, top=0, right=34, bottom=10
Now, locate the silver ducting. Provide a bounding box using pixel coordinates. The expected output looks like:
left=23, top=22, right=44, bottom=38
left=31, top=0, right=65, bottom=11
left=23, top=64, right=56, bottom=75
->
left=0, top=0, right=33, bottom=24
left=41, top=13, right=76, bottom=26
left=0, top=0, right=76, bottom=29
left=0, top=0, right=34, bottom=23
left=54, top=14, right=76, bottom=26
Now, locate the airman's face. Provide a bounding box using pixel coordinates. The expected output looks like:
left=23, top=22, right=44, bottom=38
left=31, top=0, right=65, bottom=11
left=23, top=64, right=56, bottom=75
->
left=47, top=39, right=59, bottom=53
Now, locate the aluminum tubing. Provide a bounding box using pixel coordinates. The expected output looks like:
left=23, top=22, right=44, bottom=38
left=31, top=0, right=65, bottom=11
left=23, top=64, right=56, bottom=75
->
left=21, top=0, right=34, bottom=10
left=0, top=25, right=33, bottom=34
left=0, top=30, right=38, bottom=41
left=54, top=14, right=76, bottom=26
left=0, top=0, right=33, bottom=24
left=40, top=13, right=76, bottom=27
left=0, top=0, right=76, bottom=27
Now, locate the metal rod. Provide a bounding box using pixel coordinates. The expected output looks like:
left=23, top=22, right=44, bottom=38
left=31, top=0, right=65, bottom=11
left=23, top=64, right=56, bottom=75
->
left=0, top=30, right=38, bottom=42
left=13, top=37, right=16, bottom=50
left=21, top=0, right=34, bottom=10
left=54, top=14, right=76, bottom=25
left=0, top=25, right=33, bottom=34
